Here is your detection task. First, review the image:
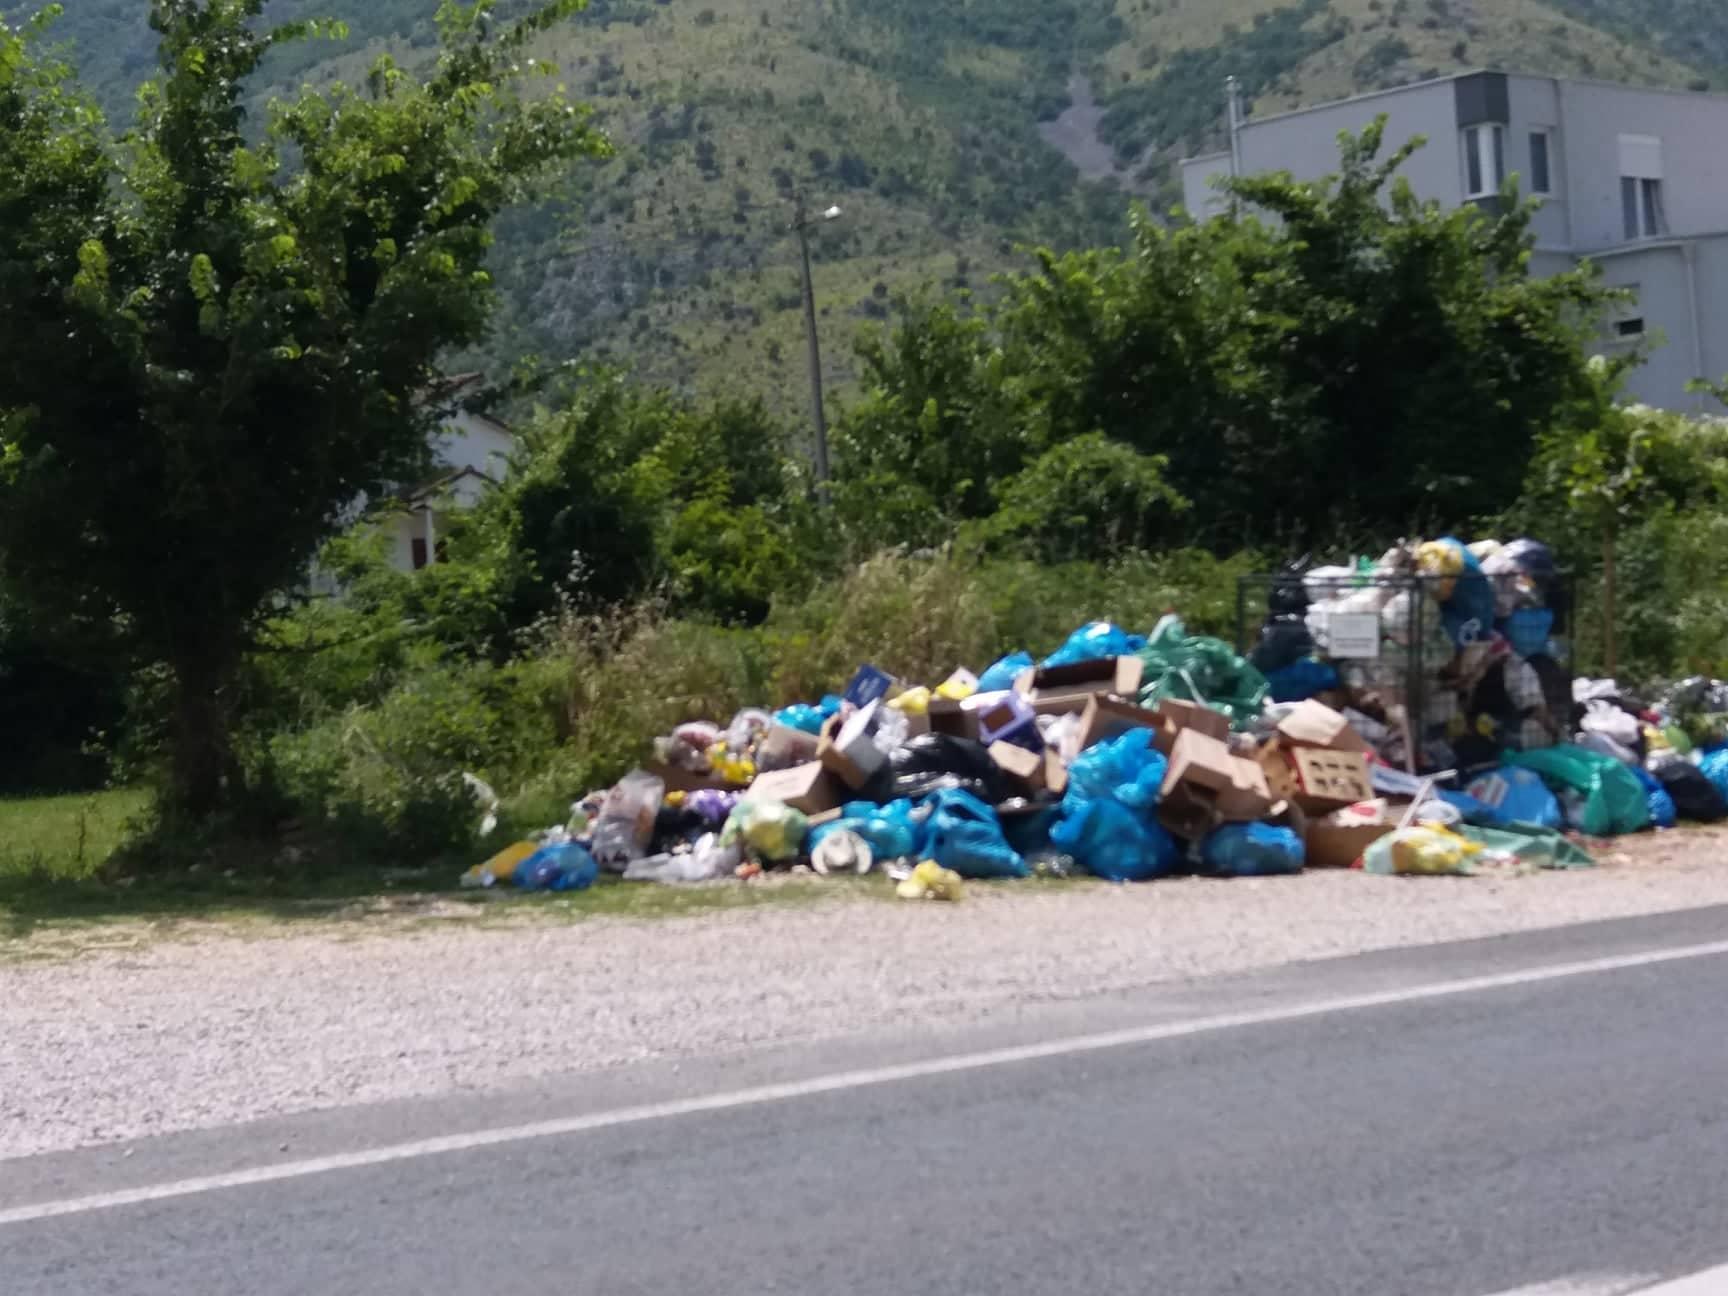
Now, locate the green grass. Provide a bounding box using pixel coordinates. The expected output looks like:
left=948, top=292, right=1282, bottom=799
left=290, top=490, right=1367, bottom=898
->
left=0, top=788, right=150, bottom=882
left=0, top=785, right=874, bottom=941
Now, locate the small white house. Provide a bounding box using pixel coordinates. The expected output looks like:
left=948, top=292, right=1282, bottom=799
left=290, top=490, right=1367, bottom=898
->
left=382, top=373, right=515, bottom=573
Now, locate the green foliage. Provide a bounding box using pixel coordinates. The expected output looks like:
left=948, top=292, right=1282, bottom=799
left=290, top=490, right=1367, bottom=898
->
left=1098, top=0, right=1348, bottom=167
left=838, top=122, right=1612, bottom=553
left=0, top=1, right=607, bottom=815
left=266, top=654, right=568, bottom=860
left=1541, top=0, right=1728, bottom=76
left=258, top=546, right=1256, bottom=859
left=968, top=434, right=1189, bottom=562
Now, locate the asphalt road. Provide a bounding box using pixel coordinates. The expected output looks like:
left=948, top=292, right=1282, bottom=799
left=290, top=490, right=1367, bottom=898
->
left=7, top=906, right=1728, bottom=1296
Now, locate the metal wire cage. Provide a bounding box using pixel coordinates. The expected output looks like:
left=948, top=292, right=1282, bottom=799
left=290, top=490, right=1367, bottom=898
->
left=1235, top=567, right=1573, bottom=774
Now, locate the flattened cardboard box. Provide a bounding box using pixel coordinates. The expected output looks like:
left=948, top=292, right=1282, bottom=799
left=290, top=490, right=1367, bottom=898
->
left=742, top=762, right=847, bottom=815
left=988, top=741, right=1045, bottom=795
left=1013, top=656, right=1145, bottom=717
left=1072, top=695, right=1163, bottom=756
left=1158, top=729, right=1273, bottom=839
left=1150, top=698, right=1230, bottom=755
left=1274, top=699, right=1370, bottom=753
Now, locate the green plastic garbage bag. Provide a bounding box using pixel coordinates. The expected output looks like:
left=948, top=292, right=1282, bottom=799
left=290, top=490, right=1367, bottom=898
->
left=1505, top=745, right=1651, bottom=837
left=1456, top=824, right=1594, bottom=870
left=1135, top=615, right=1269, bottom=729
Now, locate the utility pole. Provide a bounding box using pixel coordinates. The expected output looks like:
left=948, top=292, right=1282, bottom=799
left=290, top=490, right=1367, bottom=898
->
left=793, top=193, right=835, bottom=489
left=1225, top=75, right=1245, bottom=217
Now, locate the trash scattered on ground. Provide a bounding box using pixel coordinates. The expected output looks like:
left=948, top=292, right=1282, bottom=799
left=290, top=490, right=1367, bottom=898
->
left=458, top=533, right=1728, bottom=895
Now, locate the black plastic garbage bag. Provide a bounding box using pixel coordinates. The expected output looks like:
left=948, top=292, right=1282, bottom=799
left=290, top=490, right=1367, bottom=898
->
left=1653, top=762, right=1728, bottom=823
left=1250, top=614, right=1315, bottom=674
left=863, top=734, right=1013, bottom=806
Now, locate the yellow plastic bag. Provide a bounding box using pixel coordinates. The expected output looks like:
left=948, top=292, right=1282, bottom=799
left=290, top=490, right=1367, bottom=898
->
left=461, top=840, right=539, bottom=888
left=1365, top=824, right=1484, bottom=876
left=895, top=859, right=965, bottom=902
left=888, top=686, right=932, bottom=716
left=934, top=669, right=979, bottom=702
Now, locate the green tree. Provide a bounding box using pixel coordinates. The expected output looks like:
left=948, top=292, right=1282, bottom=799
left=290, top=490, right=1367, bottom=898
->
left=0, top=1, right=607, bottom=815
left=839, top=120, right=1613, bottom=553
left=1522, top=356, right=1728, bottom=673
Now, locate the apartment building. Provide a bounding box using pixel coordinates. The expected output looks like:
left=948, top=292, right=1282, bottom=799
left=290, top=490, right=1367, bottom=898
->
left=1182, top=71, right=1728, bottom=411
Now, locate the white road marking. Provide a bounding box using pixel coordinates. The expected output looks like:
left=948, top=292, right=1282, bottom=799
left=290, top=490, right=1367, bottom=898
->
left=1480, top=1276, right=1653, bottom=1295
left=1634, top=1263, right=1728, bottom=1293
left=5, top=936, right=1728, bottom=1228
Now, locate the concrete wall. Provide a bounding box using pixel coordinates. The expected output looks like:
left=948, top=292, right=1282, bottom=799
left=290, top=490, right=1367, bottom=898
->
left=1181, top=153, right=1232, bottom=218
left=432, top=411, right=514, bottom=481
left=1546, top=80, right=1728, bottom=251
left=1236, top=80, right=1464, bottom=205
left=1506, top=76, right=1570, bottom=250
left=1589, top=235, right=1728, bottom=412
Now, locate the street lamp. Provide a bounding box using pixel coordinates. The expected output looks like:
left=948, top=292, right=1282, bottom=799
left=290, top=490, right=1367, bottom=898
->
left=792, top=195, right=842, bottom=488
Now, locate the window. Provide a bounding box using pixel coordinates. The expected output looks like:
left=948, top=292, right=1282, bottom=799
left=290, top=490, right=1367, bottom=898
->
left=1463, top=123, right=1505, bottom=198
left=1608, top=287, right=1645, bottom=343
left=410, top=537, right=429, bottom=570
left=1622, top=177, right=1668, bottom=239
left=1618, top=133, right=1665, bottom=240
left=1529, top=130, right=1553, bottom=195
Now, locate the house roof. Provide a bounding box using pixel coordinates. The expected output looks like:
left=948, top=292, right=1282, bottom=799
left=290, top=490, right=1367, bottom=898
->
left=400, top=464, right=500, bottom=506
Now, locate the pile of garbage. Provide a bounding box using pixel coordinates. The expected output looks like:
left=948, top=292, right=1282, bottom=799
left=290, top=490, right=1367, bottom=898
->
left=461, top=528, right=1694, bottom=890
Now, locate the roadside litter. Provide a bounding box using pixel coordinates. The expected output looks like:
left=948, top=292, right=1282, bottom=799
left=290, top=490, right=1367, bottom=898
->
left=452, top=534, right=1728, bottom=893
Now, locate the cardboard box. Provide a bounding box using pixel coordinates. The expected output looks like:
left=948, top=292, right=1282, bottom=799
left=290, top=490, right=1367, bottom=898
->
left=1303, top=802, right=1393, bottom=868
left=756, top=724, right=820, bottom=771
left=1043, top=747, right=1069, bottom=797
left=977, top=692, right=1041, bottom=750
left=1149, top=698, right=1230, bottom=755
left=643, top=760, right=749, bottom=794
left=1158, top=730, right=1273, bottom=839
left=1071, top=695, right=1164, bottom=756
left=1013, top=656, right=1145, bottom=717
left=1274, top=699, right=1370, bottom=753
left=817, top=707, right=885, bottom=793
left=989, top=740, right=1046, bottom=795
left=1258, top=744, right=1375, bottom=812
left=926, top=697, right=980, bottom=741
left=742, top=762, right=847, bottom=815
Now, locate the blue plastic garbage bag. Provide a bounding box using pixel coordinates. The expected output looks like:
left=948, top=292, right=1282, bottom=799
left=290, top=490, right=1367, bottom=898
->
left=809, top=800, right=919, bottom=861
left=1264, top=657, right=1342, bottom=704
left=1435, top=789, right=1508, bottom=827
left=1064, top=729, right=1168, bottom=812
left=1430, top=536, right=1496, bottom=647
left=773, top=703, right=827, bottom=734
left=977, top=650, right=1035, bottom=694
left=1464, top=766, right=1563, bottom=830
left=1050, top=798, right=1180, bottom=882
left=916, top=789, right=1028, bottom=879
left=518, top=842, right=599, bottom=892
left=1200, top=822, right=1304, bottom=877
left=1632, top=766, right=1679, bottom=829
left=1701, top=749, right=1728, bottom=804
left=1042, top=621, right=1146, bottom=668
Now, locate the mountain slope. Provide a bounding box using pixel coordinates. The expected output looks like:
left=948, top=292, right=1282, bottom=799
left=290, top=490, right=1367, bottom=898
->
left=10, top=0, right=1728, bottom=409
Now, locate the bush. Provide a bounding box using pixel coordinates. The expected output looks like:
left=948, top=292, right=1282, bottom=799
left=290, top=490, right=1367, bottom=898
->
left=255, top=547, right=1264, bottom=858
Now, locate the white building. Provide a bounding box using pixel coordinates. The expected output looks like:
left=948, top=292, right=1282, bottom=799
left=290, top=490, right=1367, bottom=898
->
left=1182, top=71, right=1728, bottom=412
left=382, top=372, right=515, bottom=573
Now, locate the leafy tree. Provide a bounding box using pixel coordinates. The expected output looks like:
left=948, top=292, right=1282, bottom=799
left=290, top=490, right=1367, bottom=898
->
left=0, top=1, right=608, bottom=815
left=839, top=121, right=1613, bottom=554
left=968, top=433, right=1189, bottom=562
left=1521, top=356, right=1728, bottom=672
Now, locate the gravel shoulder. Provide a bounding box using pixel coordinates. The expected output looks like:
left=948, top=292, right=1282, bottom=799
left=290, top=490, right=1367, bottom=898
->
left=4, top=829, right=1728, bottom=1160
